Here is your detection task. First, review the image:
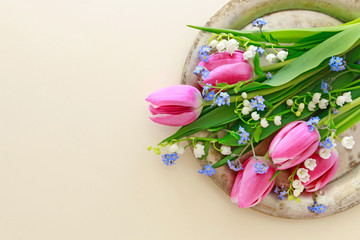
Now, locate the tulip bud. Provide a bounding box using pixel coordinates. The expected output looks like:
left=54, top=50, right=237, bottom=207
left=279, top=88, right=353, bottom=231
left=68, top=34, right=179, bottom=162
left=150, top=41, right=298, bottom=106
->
left=269, top=121, right=320, bottom=170
left=231, top=157, right=276, bottom=208
left=197, top=51, right=253, bottom=86
left=146, top=85, right=203, bottom=126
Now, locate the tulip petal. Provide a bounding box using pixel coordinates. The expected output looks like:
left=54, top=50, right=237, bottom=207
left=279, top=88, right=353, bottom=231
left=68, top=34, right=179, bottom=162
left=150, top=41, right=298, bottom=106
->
left=271, top=124, right=319, bottom=161
left=269, top=121, right=301, bottom=156
left=235, top=157, right=276, bottom=208
left=276, top=139, right=320, bottom=170
left=146, top=85, right=202, bottom=109
left=202, top=62, right=253, bottom=86
left=149, top=109, right=201, bottom=126
left=198, top=50, right=245, bottom=71
left=149, top=105, right=194, bottom=115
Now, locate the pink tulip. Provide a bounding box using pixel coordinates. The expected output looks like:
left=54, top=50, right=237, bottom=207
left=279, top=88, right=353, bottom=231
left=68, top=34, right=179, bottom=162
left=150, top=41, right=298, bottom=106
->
left=300, top=150, right=339, bottom=192
left=197, top=50, right=253, bottom=86
left=231, top=157, right=276, bottom=208
left=269, top=121, right=320, bottom=170
left=146, top=85, right=203, bottom=126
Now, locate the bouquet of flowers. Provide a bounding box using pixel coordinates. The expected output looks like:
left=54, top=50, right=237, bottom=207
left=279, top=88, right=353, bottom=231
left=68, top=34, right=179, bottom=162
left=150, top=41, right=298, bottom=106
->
left=146, top=17, right=360, bottom=214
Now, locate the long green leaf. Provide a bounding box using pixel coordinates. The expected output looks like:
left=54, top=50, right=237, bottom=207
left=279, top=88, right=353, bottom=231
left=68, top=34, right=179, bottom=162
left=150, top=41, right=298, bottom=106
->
left=262, top=24, right=360, bottom=87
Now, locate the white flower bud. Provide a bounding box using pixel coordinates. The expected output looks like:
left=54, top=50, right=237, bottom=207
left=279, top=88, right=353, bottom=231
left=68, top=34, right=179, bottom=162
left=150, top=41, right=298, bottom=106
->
left=220, top=145, right=232, bottom=155
left=319, top=99, right=329, bottom=109
left=169, top=143, right=185, bottom=155
left=342, top=136, right=355, bottom=149
left=266, top=53, right=277, bottom=63
left=304, top=158, right=317, bottom=171
left=251, top=111, right=260, bottom=121
left=308, top=101, right=316, bottom=111
left=298, top=103, right=305, bottom=110
left=194, top=143, right=205, bottom=158
left=277, top=50, right=288, bottom=62
left=293, top=189, right=302, bottom=197
left=274, top=116, right=282, bottom=126
left=312, top=93, right=321, bottom=104
left=209, top=40, right=218, bottom=48
left=292, top=180, right=304, bottom=191
left=260, top=118, right=269, bottom=128
left=225, top=39, right=239, bottom=55
left=247, top=45, right=258, bottom=54
left=286, top=99, right=293, bottom=106
left=243, top=50, right=254, bottom=61
left=243, top=99, right=251, bottom=107
left=216, top=41, right=226, bottom=52
left=319, top=148, right=331, bottom=159
left=242, top=107, right=251, bottom=115
left=336, top=96, right=346, bottom=107
left=241, top=92, right=248, bottom=99
left=343, top=91, right=352, bottom=103
left=297, top=168, right=310, bottom=183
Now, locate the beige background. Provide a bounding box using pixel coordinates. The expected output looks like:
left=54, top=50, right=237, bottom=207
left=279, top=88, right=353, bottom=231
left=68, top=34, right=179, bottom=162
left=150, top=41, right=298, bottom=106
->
left=0, top=0, right=359, bottom=239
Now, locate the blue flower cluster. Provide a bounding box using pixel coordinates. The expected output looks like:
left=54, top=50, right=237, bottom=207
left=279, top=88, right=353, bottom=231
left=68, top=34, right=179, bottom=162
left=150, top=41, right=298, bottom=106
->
left=309, top=202, right=326, bottom=214
left=257, top=47, right=265, bottom=57
left=227, top=159, right=243, bottom=171
left=321, top=80, right=329, bottom=93
left=250, top=95, right=266, bottom=111
left=266, top=72, right=273, bottom=79
left=254, top=162, right=269, bottom=174
left=214, top=92, right=230, bottom=106
left=162, top=153, right=179, bottom=166
left=202, top=84, right=215, bottom=102
left=199, top=45, right=211, bottom=63
left=306, top=116, right=320, bottom=132
left=320, top=137, right=334, bottom=149
left=193, top=65, right=210, bottom=79
left=329, top=56, right=346, bottom=72
left=238, top=126, right=250, bottom=145
left=252, top=18, right=267, bottom=28
left=198, top=164, right=216, bottom=176
left=274, top=186, right=288, bottom=200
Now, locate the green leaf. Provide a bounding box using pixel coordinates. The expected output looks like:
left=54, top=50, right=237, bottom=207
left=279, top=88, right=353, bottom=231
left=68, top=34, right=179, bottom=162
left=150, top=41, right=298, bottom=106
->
left=160, top=105, right=238, bottom=144
left=187, top=22, right=360, bottom=43
left=253, top=53, right=263, bottom=75
left=269, top=170, right=280, bottom=183
left=262, top=24, right=360, bottom=87
left=253, top=127, right=262, bottom=142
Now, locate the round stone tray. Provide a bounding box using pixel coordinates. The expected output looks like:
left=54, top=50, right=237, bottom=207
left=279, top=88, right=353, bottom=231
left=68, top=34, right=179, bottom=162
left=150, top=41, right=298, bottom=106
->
left=181, top=0, right=360, bottom=218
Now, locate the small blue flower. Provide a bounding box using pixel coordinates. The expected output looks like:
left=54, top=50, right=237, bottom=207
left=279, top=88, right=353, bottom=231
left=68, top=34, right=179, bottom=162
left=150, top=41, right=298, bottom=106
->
left=266, top=72, right=273, bottom=79
left=193, top=66, right=204, bottom=75
left=204, top=90, right=215, bottom=102
left=256, top=47, right=265, bottom=56
left=320, top=137, right=333, bottom=149
left=198, top=164, right=216, bottom=176
left=238, top=126, right=245, bottom=133
left=162, top=153, right=179, bottom=166
left=199, top=45, right=211, bottom=55
left=255, top=95, right=265, bottom=104
left=214, top=96, right=226, bottom=106
left=227, top=159, right=243, bottom=171
left=309, top=203, right=326, bottom=214
left=250, top=99, right=258, bottom=108
left=254, top=162, right=269, bottom=174
left=321, top=80, right=328, bottom=93
left=252, top=18, right=267, bottom=28
left=200, top=53, right=210, bottom=63
left=257, top=103, right=266, bottom=111
left=332, top=108, right=340, bottom=114
left=202, top=84, right=212, bottom=96
left=202, top=68, right=210, bottom=79
left=329, top=56, right=346, bottom=72
left=306, top=116, right=320, bottom=132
